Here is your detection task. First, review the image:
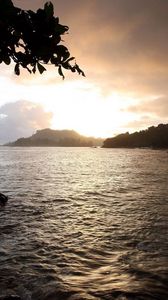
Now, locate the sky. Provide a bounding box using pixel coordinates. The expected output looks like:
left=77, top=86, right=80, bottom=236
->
left=0, top=0, right=168, bottom=144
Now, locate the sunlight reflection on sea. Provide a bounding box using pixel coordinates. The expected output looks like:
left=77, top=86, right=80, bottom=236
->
left=0, top=147, right=167, bottom=300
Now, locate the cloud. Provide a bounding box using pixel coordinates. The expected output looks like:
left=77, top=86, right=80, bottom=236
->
left=5, top=0, right=168, bottom=136
left=12, top=0, right=168, bottom=96
left=0, top=100, right=53, bottom=144
left=125, top=96, right=168, bottom=118
left=122, top=96, right=168, bottom=132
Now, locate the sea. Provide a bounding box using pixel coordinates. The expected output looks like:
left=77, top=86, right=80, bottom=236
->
left=0, top=147, right=167, bottom=300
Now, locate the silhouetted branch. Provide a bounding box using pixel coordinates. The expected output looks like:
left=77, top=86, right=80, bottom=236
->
left=0, top=0, right=85, bottom=78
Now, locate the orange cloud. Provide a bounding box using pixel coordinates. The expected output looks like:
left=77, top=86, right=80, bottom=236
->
left=7, top=0, right=168, bottom=135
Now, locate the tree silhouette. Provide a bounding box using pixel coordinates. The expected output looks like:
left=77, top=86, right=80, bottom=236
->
left=0, top=0, right=85, bottom=79
left=102, top=124, right=168, bottom=148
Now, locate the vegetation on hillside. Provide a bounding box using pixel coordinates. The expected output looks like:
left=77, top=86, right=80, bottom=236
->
left=6, top=128, right=103, bottom=147
left=103, top=124, right=168, bottom=148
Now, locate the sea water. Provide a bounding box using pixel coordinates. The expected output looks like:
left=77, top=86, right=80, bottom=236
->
left=0, top=147, right=167, bottom=300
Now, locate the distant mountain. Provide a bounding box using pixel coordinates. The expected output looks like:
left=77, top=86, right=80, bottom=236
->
left=102, top=124, right=168, bottom=148
left=7, top=128, right=103, bottom=147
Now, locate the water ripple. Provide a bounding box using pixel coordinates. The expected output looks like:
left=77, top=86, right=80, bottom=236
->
left=0, top=148, right=167, bottom=300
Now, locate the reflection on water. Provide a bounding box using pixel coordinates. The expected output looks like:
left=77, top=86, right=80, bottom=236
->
left=0, top=147, right=168, bottom=300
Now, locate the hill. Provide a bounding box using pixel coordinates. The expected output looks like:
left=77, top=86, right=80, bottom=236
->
left=102, top=124, right=168, bottom=148
left=7, top=128, right=103, bottom=147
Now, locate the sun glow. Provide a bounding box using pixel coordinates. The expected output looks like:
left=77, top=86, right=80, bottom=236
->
left=37, top=81, right=135, bottom=138
left=0, top=67, right=136, bottom=138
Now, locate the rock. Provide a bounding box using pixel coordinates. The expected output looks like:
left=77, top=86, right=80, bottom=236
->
left=0, top=193, right=8, bottom=205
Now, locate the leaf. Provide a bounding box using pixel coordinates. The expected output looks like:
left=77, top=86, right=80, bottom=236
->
left=58, top=65, right=64, bottom=79
left=37, top=62, right=46, bottom=74
left=56, top=45, right=68, bottom=53
left=13, top=30, right=21, bottom=38
left=54, top=23, right=69, bottom=35
left=62, top=62, right=69, bottom=70
left=3, top=55, right=11, bottom=65
left=26, top=66, right=32, bottom=74
left=50, top=56, right=58, bottom=66
left=0, top=0, right=15, bottom=22
left=0, top=0, right=13, bottom=9
left=66, top=57, right=75, bottom=63
left=14, top=63, right=20, bottom=75
left=0, top=0, right=14, bottom=16
left=55, top=45, right=70, bottom=62
left=62, top=50, right=70, bottom=62
left=32, top=65, right=36, bottom=74
left=44, top=2, right=54, bottom=19
left=75, top=64, right=85, bottom=77
left=71, top=67, right=76, bottom=73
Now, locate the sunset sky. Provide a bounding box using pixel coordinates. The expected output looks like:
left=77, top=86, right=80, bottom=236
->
left=0, top=0, right=168, bottom=143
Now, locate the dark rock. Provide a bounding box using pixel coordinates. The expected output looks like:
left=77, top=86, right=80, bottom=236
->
left=0, top=193, right=8, bottom=205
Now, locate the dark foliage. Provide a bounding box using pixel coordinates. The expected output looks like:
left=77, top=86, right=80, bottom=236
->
left=103, top=124, right=168, bottom=148
left=0, top=0, right=85, bottom=78
left=10, top=137, right=93, bottom=147
left=6, top=128, right=103, bottom=147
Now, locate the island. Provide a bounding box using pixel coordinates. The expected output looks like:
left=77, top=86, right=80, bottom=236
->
left=6, top=128, right=103, bottom=147
left=102, top=124, right=168, bottom=148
